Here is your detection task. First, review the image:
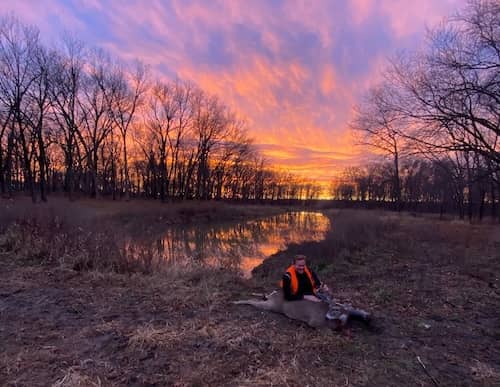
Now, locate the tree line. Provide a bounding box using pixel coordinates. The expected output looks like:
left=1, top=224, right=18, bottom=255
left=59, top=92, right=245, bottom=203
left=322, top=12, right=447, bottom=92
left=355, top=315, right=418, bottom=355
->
left=0, top=15, right=322, bottom=202
left=1, top=0, right=498, bottom=219
left=348, top=0, right=499, bottom=220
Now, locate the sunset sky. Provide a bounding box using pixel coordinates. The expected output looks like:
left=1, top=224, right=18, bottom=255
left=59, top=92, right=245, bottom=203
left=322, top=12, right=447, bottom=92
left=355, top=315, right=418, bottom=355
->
left=5, top=0, right=467, bottom=182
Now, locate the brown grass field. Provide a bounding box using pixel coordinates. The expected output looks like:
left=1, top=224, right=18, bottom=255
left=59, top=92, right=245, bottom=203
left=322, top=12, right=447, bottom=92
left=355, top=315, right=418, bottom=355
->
left=0, top=198, right=499, bottom=386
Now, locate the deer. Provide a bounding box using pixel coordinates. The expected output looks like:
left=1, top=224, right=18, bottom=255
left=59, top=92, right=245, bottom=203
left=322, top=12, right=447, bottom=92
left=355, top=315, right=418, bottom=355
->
left=233, top=290, right=372, bottom=330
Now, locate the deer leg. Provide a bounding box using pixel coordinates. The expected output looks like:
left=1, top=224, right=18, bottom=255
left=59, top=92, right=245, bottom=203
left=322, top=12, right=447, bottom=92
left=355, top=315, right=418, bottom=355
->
left=346, top=307, right=371, bottom=324
left=233, top=299, right=276, bottom=311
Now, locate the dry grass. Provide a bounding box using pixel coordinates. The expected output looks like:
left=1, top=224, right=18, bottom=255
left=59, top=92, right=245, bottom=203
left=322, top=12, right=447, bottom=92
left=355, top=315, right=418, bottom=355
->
left=0, top=196, right=288, bottom=274
left=249, top=208, right=499, bottom=386
left=1, top=203, right=499, bottom=386
left=52, top=367, right=101, bottom=387
left=0, top=218, right=138, bottom=272
left=127, top=322, right=183, bottom=351
left=0, top=196, right=286, bottom=231
left=470, top=360, right=500, bottom=381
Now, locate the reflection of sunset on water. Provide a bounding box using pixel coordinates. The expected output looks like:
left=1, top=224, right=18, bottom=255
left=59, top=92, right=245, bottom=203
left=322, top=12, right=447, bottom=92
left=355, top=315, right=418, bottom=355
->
left=123, top=211, right=330, bottom=276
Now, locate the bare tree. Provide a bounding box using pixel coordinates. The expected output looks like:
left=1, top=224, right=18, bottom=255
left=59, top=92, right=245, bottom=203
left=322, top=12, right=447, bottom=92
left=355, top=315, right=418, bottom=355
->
left=145, top=81, right=179, bottom=201
left=0, top=15, right=40, bottom=201
left=0, top=15, right=309, bottom=203
left=25, top=43, right=54, bottom=201
left=388, top=0, right=499, bottom=167
left=108, top=61, right=147, bottom=200
left=50, top=37, right=86, bottom=199
left=351, top=83, right=408, bottom=203
left=348, top=0, right=499, bottom=219
left=169, top=80, right=194, bottom=199
left=78, top=49, right=116, bottom=197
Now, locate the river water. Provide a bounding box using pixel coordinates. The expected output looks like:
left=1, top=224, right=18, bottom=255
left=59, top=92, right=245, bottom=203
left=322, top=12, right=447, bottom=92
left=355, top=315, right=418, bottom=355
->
left=125, top=211, right=330, bottom=277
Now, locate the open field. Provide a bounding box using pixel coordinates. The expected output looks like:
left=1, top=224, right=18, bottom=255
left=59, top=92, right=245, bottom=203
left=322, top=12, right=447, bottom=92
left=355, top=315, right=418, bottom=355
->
left=0, top=199, right=499, bottom=386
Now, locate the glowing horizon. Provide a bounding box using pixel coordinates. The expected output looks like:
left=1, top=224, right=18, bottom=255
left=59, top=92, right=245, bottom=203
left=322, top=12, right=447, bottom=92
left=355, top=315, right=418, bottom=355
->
left=4, top=0, right=466, bottom=183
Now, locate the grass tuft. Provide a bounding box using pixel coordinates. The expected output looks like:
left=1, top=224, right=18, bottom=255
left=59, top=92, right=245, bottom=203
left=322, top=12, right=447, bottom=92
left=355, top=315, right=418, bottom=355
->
left=52, top=367, right=101, bottom=387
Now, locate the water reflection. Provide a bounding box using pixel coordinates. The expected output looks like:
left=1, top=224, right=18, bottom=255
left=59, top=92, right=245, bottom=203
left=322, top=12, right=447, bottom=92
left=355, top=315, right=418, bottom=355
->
left=124, top=211, right=330, bottom=277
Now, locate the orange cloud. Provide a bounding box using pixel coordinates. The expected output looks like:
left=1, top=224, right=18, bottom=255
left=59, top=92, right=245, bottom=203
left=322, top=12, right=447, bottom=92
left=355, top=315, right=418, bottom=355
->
left=3, top=0, right=467, bottom=184
left=320, top=67, right=336, bottom=96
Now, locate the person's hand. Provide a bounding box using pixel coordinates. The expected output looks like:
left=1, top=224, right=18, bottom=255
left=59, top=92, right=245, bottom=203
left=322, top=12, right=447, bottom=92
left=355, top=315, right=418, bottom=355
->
left=320, top=283, right=330, bottom=292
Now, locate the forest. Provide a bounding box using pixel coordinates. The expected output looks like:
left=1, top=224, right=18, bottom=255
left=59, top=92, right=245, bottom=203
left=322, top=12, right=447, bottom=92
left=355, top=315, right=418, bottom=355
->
left=0, top=0, right=498, bottom=220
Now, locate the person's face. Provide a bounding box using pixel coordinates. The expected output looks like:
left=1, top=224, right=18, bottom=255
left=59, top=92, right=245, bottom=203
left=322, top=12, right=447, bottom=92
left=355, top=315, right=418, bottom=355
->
left=294, top=259, right=306, bottom=274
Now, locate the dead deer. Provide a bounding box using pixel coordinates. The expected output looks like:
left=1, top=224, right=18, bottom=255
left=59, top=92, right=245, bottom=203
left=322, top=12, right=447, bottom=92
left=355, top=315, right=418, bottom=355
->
left=233, top=290, right=371, bottom=330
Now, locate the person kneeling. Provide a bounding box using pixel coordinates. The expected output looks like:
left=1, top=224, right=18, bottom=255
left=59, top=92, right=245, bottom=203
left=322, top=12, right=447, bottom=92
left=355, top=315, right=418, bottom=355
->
left=281, top=254, right=326, bottom=303
left=281, top=254, right=370, bottom=328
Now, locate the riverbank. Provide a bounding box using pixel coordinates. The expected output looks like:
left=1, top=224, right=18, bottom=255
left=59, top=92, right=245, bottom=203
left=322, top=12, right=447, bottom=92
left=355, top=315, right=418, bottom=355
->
left=1, top=201, right=499, bottom=386
left=0, top=197, right=290, bottom=273
left=0, top=196, right=290, bottom=228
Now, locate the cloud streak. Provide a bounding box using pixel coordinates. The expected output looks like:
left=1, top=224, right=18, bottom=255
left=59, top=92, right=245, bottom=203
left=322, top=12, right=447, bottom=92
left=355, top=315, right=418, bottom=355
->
left=4, top=0, right=466, bottom=181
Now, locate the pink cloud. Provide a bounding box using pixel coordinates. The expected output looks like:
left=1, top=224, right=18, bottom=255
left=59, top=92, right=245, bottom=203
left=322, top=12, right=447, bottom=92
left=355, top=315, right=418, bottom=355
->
left=2, top=0, right=86, bottom=42
left=2, top=0, right=468, bottom=182
left=350, top=0, right=463, bottom=39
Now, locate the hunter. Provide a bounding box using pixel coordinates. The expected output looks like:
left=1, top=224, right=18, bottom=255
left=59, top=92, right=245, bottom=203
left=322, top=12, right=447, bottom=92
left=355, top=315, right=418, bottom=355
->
left=281, top=254, right=326, bottom=302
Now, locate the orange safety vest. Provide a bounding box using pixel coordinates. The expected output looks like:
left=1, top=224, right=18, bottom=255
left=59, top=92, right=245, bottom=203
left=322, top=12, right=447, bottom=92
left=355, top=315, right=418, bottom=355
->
left=280, top=265, right=317, bottom=295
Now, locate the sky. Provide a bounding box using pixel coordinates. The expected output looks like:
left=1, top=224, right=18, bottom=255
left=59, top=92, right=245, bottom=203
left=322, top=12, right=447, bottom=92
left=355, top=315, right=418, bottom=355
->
left=4, top=0, right=467, bottom=183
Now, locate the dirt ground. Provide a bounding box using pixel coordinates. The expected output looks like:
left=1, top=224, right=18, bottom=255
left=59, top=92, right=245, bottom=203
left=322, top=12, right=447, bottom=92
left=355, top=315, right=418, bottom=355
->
left=1, top=207, right=499, bottom=386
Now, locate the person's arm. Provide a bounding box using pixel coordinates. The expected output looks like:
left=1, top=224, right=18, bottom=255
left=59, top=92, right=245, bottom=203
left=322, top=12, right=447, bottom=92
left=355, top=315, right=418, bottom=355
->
left=282, top=273, right=302, bottom=301
left=311, top=269, right=322, bottom=290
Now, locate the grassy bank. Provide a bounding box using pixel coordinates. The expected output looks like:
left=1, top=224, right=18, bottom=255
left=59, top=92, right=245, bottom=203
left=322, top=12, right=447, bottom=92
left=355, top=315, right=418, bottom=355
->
left=0, top=201, right=499, bottom=386
left=0, top=196, right=289, bottom=229
left=254, top=210, right=500, bottom=385
left=0, top=197, right=288, bottom=273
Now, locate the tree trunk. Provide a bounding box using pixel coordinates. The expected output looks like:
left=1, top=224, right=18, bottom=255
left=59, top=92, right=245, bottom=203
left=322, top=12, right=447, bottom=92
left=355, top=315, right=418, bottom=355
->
left=122, top=134, right=130, bottom=201
left=36, top=125, right=47, bottom=202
